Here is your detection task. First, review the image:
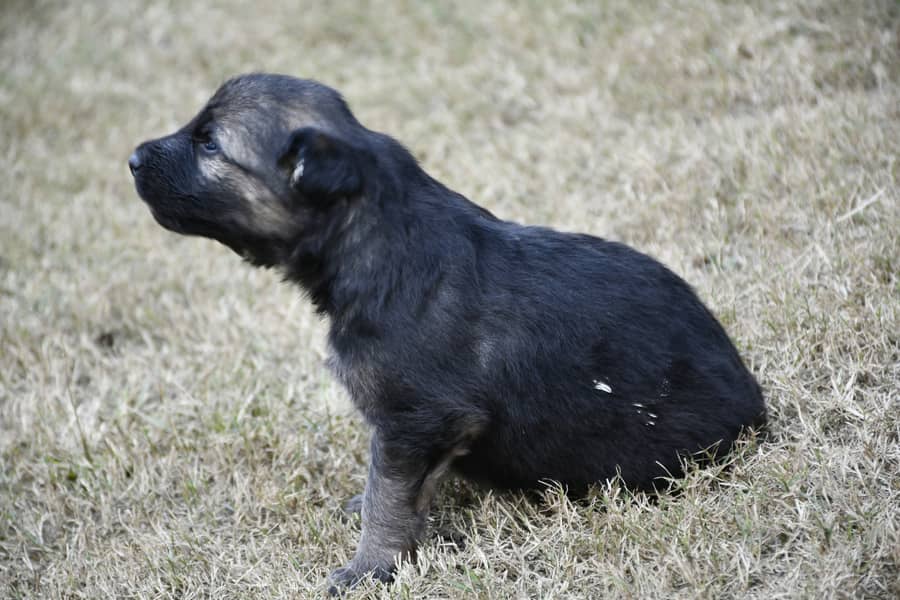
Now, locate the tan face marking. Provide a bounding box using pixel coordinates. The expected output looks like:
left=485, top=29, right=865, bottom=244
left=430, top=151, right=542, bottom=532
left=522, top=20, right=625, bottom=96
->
left=215, top=126, right=262, bottom=172
left=197, top=151, right=232, bottom=181
left=190, top=92, right=338, bottom=240
left=232, top=177, right=295, bottom=238
left=193, top=125, right=296, bottom=239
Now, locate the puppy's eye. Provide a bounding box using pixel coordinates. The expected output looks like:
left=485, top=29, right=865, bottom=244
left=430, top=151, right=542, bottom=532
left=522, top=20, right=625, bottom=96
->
left=201, top=139, right=218, bottom=153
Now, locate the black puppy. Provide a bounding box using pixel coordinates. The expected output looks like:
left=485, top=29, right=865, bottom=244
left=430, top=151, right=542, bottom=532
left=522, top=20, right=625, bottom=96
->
left=130, top=73, right=766, bottom=590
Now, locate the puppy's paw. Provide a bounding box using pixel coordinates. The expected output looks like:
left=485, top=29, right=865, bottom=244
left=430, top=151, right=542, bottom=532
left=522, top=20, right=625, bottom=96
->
left=327, top=562, right=394, bottom=595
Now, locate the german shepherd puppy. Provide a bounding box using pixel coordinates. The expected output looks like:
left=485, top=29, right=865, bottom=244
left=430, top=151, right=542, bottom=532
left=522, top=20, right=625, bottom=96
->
left=130, top=73, right=766, bottom=591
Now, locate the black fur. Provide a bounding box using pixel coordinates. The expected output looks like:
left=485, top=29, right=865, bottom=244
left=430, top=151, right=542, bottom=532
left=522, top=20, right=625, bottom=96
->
left=280, top=120, right=764, bottom=491
left=130, top=73, right=766, bottom=588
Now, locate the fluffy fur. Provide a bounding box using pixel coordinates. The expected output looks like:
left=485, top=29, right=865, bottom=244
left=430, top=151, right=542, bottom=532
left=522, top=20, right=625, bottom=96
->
left=130, top=73, right=766, bottom=591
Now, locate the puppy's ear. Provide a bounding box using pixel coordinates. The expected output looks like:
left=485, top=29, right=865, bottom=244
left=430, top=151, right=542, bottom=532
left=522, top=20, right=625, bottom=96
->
left=277, top=127, right=366, bottom=202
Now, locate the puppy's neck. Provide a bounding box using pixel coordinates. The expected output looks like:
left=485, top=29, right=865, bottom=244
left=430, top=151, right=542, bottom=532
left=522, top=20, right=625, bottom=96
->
left=282, top=185, right=408, bottom=332
left=281, top=153, right=488, bottom=348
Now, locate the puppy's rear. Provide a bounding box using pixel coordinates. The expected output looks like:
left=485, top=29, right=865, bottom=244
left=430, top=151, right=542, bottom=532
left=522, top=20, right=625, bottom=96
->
left=130, top=73, right=765, bottom=591
left=447, top=226, right=765, bottom=492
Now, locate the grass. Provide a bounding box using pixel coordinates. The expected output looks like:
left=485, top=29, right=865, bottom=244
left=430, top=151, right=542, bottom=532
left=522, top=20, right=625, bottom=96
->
left=1, top=0, right=898, bottom=597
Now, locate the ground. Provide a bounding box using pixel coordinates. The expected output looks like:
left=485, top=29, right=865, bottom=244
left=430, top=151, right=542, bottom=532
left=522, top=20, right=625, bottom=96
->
left=1, top=1, right=898, bottom=598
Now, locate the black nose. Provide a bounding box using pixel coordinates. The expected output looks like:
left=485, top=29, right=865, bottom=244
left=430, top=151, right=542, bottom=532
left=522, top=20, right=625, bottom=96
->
left=128, top=152, right=141, bottom=175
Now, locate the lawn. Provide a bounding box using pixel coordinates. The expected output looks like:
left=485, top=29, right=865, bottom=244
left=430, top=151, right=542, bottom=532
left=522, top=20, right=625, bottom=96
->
left=1, top=1, right=898, bottom=597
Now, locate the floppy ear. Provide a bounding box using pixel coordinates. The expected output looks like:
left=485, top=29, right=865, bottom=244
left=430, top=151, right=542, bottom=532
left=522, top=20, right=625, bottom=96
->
left=277, top=127, right=366, bottom=202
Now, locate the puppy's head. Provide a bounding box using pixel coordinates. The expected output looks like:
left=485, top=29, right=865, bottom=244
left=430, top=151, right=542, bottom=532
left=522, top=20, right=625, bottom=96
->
left=129, top=73, right=370, bottom=266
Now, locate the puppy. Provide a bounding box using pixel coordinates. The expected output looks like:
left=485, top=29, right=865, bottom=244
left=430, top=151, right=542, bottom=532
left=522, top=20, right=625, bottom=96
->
left=130, top=73, right=766, bottom=591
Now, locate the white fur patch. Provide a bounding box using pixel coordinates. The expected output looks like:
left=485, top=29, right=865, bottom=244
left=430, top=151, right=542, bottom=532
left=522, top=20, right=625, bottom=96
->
left=477, top=337, right=495, bottom=370
left=291, top=158, right=305, bottom=185
left=593, top=379, right=612, bottom=393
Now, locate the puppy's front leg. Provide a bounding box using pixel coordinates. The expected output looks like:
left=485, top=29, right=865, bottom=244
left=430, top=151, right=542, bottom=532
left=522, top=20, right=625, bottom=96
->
left=328, top=433, right=441, bottom=593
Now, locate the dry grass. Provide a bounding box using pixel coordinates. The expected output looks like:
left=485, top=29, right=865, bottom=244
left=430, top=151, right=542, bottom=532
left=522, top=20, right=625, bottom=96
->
left=1, top=1, right=898, bottom=598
